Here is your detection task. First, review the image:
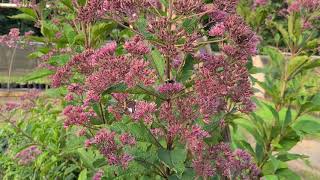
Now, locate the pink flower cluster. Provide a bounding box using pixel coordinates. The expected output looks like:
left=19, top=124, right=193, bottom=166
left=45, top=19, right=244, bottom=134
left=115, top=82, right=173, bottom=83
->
left=173, top=0, right=203, bottom=15
left=76, top=0, right=106, bottom=23
left=193, top=143, right=260, bottom=178
left=288, top=0, right=320, bottom=13
left=254, top=0, right=269, bottom=6
left=124, top=36, right=150, bottom=55
left=15, top=145, right=42, bottom=165
left=53, top=42, right=155, bottom=109
left=209, top=23, right=225, bottom=37
left=157, top=82, right=184, bottom=96
left=63, top=105, right=96, bottom=128
left=93, top=169, right=104, bottom=180
left=0, top=28, right=20, bottom=48
left=85, top=129, right=135, bottom=168
left=0, top=90, right=41, bottom=114
left=132, top=101, right=156, bottom=124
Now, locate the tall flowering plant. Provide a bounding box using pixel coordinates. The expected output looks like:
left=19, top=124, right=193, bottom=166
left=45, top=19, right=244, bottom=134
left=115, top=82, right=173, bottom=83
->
left=10, top=0, right=261, bottom=179
left=50, top=0, right=260, bottom=179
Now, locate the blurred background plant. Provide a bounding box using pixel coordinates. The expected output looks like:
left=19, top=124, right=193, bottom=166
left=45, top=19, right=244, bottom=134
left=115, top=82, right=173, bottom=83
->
left=0, top=91, right=87, bottom=179
left=234, top=0, right=320, bottom=179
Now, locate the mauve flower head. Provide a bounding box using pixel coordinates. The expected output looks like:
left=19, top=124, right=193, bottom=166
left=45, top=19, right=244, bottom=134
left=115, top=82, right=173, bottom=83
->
left=0, top=28, right=21, bottom=48
left=209, top=23, right=225, bottom=37
left=254, top=0, right=269, bottom=6
left=303, top=20, right=313, bottom=29
left=10, top=0, right=20, bottom=4
left=24, top=30, right=34, bottom=36
left=173, top=0, right=203, bottom=15
left=86, top=129, right=134, bottom=168
left=77, top=0, right=106, bottom=23
left=20, top=89, right=41, bottom=101
left=65, top=93, right=74, bottom=101
left=288, top=1, right=301, bottom=12
left=15, top=145, right=42, bottom=165
left=157, top=82, right=184, bottom=96
left=92, top=169, right=104, bottom=180
left=111, top=93, right=129, bottom=102
left=132, top=101, right=156, bottom=124
left=124, top=36, right=150, bottom=55
left=55, top=32, right=62, bottom=39
left=124, top=59, right=155, bottom=88
left=68, top=83, right=84, bottom=95
left=120, top=153, right=134, bottom=168
left=119, top=133, right=136, bottom=146
left=77, top=128, right=87, bottom=136
left=63, top=105, right=95, bottom=128
left=4, top=102, right=20, bottom=111
left=193, top=158, right=215, bottom=177
left=172, top=55, right=183, bottom=68
left=9, top=28, right=20, bottom=37
left=90, top=41, right=117, bottom=65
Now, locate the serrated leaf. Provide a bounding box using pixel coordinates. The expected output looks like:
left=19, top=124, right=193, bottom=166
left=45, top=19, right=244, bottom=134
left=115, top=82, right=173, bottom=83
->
left=182, top=18, right=198, bottom=34
left=282, top=107, right=292, bottom=131
left=77, top=148, right=95, bottom=170
left=287, top=56, right=309, bottom=79
left=151, top=50, right=165, bottom=79
left=158, top=147, right=187, bottom=175
left=293, top=119, right=320, bottom=134
left=177, top=54, right=196, bottom=82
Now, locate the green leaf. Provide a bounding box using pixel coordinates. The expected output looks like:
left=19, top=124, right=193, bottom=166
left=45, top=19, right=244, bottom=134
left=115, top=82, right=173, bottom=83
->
left=293, top=119, right=320, bottom=134
left=276, top=168, right=300, bottom=180
left=233, top=139, right=255, bottom=155
left=129, top=122, right=161, bottom=147
left=28, top=51, right=45, bottom=59
left=287, top=56, right=309, bottom=79
left=151, top=50, right=165, bottom=80
left=269, top=21, right=290, bottom=46
left=255, top=143, right=265, bottom=163
left=182, top=18, right=198, bottom=34
left=22, top=69, right=53, bottom=82
left=136, top=17, right=153, bottom=39
left=278, top=127, right=300, bottom=151
left=41, top=21, right=59, bottom=39
left=91, top=22, right=117, bottom=47
left=263, top=46, right=284, bottom=65
left=159, top=0, right=169, bottom=7
left=78, top=169, right=87, bottom=180
left=158, top=146, right=187, bottom=175
left=48, top=54, right=71, bottom=66
left=301, top=59, right=320, bottom=71
left=177, top=54, right=196, bottom=83
left=60, top=0, right=74, bottom=10
left=64, top=24, right=77, bottom=44
left=181, top=168, right=196, bottom=180
left=18, top=7, right=37, bottom=18
left=77, top=148, right=95, bottom=170
left=262, top=175, right=279, bottom=180
left=93, top=158, right=108, bottom=168
left=9, top=13, right=36, bottom=21
left=282, top=107, right=292, bottom=131
left=277, top=152, right=308, bottom=162
left=263, top=103, right=280, bottom=123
